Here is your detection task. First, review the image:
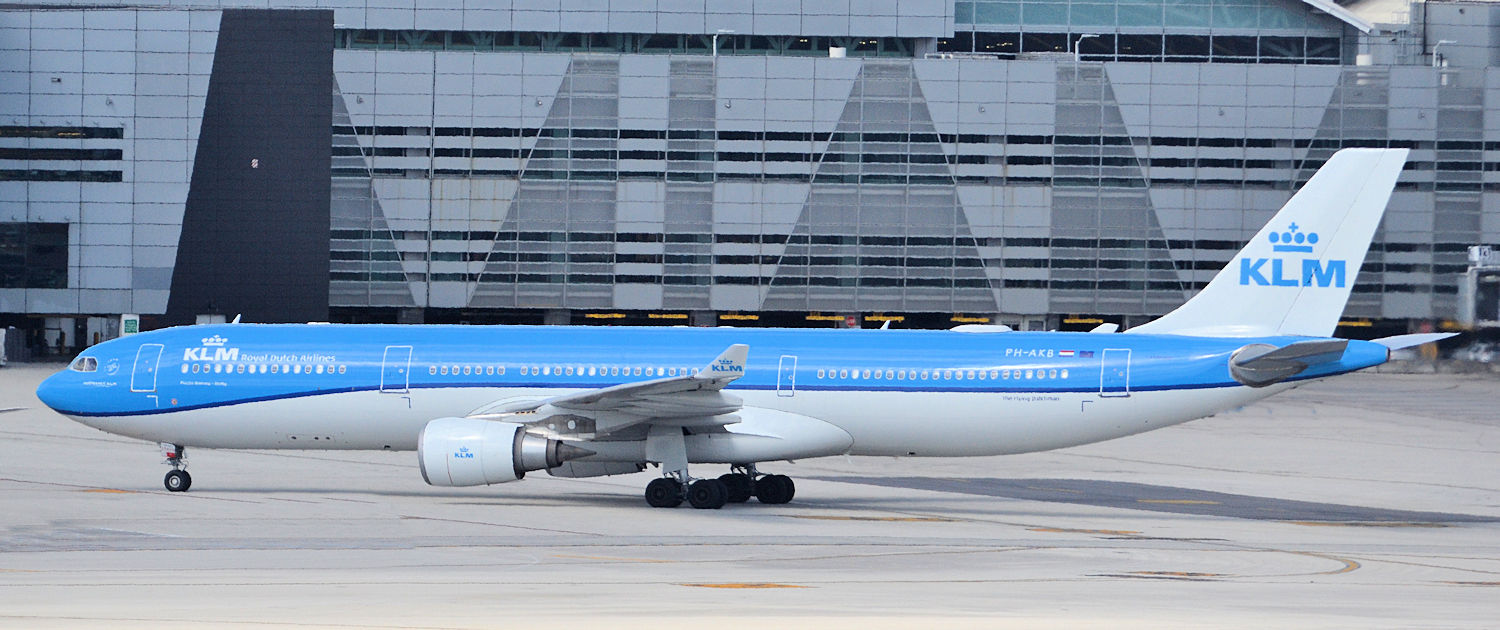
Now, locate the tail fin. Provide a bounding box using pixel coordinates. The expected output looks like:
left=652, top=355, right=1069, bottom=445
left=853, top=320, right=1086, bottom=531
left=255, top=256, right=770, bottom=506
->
left=1128, top=148, right=1408, bottom=338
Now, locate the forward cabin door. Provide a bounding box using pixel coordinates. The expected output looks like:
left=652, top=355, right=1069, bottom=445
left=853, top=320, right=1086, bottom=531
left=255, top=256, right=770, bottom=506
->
left=381, top=345, right=413, bottom=393
left=130, top=343, right=164, bottom=393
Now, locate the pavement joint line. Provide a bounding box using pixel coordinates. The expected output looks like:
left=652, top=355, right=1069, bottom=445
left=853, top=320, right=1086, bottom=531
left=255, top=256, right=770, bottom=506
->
left=679, top=582, right=809, bottom=589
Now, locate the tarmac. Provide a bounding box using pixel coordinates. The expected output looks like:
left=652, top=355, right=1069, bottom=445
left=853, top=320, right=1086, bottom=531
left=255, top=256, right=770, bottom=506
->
left=0, top=362, right=1497, bottom=629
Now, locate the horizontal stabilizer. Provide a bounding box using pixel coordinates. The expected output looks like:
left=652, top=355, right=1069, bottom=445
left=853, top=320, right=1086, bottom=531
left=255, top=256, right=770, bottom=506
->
left=1229, top=339, right=1348, bottom=388
left=1372, top=333, right=1457, bottom=350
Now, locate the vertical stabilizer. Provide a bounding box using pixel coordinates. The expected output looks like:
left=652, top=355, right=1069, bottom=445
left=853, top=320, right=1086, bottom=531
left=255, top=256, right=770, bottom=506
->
left=1128, top=148, right=1408, bottom=337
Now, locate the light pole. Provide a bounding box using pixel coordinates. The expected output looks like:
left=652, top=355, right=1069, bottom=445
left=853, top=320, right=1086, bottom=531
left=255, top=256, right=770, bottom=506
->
left=712, top=28, right=734, bottom=58
left=1074, top=33, right=1099, bottom=62
left=1432, top=39, right=1457, bottom=68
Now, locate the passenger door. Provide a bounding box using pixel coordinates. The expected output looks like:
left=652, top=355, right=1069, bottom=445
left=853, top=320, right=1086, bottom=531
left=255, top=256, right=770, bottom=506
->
left=130, top=343, right=164, bottom=393
left=381, top=345, right=413, bottom=393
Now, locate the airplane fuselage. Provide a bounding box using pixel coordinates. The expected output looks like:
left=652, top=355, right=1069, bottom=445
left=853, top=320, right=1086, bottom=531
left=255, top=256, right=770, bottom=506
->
left=39, top=324, right=1390, bottom=458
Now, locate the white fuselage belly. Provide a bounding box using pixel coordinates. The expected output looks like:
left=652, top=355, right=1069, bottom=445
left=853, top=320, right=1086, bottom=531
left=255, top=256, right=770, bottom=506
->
left=68, top=383, right=1290, bottom=458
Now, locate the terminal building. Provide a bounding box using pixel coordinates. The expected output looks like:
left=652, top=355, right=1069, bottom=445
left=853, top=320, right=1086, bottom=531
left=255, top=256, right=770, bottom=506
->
left=2, top=0, right=1498, bottom=356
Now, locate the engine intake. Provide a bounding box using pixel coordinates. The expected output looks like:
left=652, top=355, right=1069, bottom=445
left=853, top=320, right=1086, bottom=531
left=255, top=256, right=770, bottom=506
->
left=418, top=418, right=594, bottom=487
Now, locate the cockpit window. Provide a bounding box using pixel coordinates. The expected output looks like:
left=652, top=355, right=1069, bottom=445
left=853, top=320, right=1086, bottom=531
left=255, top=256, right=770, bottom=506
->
left=70, top=356, right=98, bottom=373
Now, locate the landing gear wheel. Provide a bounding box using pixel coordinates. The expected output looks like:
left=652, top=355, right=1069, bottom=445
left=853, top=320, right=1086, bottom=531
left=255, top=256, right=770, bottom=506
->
left=645, top=478, right=684, bottom=508
left=754, top=474, right=795, bottom=505
left=718, top=473, right=754, bottom=503
left=164, top=469, right=192, bottom=493
left=688, top=479, right=728, bottom=509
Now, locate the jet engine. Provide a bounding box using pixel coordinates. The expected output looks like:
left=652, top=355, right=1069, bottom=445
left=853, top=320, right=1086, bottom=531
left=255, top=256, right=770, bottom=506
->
left=418, top=418, right=594, bottom=487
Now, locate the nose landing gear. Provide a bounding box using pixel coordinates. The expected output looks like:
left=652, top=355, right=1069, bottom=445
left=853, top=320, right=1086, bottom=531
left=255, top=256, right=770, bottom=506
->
left=161, top=443, right=191, bottom=492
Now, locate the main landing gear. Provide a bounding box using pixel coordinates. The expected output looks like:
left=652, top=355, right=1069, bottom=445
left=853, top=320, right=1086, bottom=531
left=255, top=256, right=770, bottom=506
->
left=641, top=426, right=795, bottom=509
left=642, top=464, right=796, bottom=509
left=161, top=443, right=191, bottom=492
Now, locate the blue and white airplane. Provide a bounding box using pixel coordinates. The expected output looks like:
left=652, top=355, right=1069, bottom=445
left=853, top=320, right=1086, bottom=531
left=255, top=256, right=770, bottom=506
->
left=36, top=148, right=1451, bottom=508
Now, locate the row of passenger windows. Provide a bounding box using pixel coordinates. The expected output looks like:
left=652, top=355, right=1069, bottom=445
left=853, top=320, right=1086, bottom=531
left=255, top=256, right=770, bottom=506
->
left=175, top=361, right=1066, bottom=383
left=818, top=367, right=1068, bottom=381
left=431, top=364, right=696, bottom=378
left=184, top=363, right=346, bottom=375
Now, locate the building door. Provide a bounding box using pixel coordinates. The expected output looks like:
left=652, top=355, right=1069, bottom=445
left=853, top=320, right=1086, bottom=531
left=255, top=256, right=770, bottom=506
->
left=131, top=343, right=164, bottom=393
left=777, top=355, right=797, bottom=397
left=381, top=345, right=413, bottom=393
left=1099, top=348, right=1131, bottom=398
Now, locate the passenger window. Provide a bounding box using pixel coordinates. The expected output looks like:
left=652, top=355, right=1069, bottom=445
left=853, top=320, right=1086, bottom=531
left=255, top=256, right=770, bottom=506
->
left=497, top=366, right=505, bottom=376
left=1025, top=370, right=1033, bottom=379
left=668, top=367, right=678, bottom=376
left=1049, top=369, right=1057, bottom=379
left=440, top=366, right=449, bottom=375
left=884, top=370, right=894, bottom=379
left=565, top=366, right=574, bottom=376
left=943, top=370, right=952, bottom=380
left=1060, top=369, right=1069, bottom=379
left=429, top=366, right=437, bottom=375
left=817, top=369, right=826, bottom=378
left=338, top=365, right=347, bottom=374
left=236, top=364, right=245, bottom=374
left=920, top=371, right=928, bottom=380
left=463, top=366, right=471, bottom=375
left=896, top=370, right=905, bottom=380
left=610, top=366, right=619, bottom=376
left=966, top=370, right=976, bottom=380
left=861, top=370, right=870, bottom=379
left=1001, top=370, right=1009, bottom=379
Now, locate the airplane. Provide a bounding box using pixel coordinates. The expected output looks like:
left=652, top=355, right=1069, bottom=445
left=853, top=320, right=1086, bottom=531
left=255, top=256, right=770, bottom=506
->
left=35, top=148, right=1454, bottom=509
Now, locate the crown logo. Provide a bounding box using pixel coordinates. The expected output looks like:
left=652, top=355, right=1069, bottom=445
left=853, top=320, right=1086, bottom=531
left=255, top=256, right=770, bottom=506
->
left=1268, top=222, right=1317, bottom=253
left=201, top=335, right=228, bottom=347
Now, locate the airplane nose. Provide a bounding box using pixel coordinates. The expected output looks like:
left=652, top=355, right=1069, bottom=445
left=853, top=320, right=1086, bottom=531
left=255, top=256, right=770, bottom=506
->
left=35, top=372, right=65, bottom=411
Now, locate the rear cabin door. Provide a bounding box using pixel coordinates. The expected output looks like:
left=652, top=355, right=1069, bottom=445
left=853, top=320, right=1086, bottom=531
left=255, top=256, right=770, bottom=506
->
left=381, top=345, right=413, bottom=393
left=777, top=355, right=797, bottom=397
left=1099, top=348, right=1131, bottom=398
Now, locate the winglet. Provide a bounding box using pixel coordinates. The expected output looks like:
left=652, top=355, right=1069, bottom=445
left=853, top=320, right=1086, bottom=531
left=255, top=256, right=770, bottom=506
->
left=695, top=344, right=749, bottom=382
left=1372, top=332, right=1457, bottom=350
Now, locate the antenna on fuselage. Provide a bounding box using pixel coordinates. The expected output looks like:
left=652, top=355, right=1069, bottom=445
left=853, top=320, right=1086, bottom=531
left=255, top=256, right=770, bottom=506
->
left=230, top=314, right=242, bottom=324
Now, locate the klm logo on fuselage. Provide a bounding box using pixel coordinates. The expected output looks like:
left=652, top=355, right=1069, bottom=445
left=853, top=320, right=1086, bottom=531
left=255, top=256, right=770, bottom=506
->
left=1239, top=223, right=1346, bottom=288
left=182, top=334, right=240, bottom=361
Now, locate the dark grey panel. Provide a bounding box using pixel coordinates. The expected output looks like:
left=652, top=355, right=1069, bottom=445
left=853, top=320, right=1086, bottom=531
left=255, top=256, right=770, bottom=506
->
left=168, top=9, right=332, bottom=323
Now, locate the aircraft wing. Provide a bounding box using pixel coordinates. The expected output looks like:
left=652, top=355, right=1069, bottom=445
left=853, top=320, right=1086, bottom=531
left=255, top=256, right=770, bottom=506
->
left=467, top=344, right=749, bottom=436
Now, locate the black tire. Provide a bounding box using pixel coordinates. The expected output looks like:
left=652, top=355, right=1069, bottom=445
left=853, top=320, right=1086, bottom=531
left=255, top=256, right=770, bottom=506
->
left=754, top=474, right=795, bottom=505
left=164, top=470, right=191, bottom=493
left=718, top=473, right=753, bottom=503
left=688, top=479, right=727, bottom=509
left=774, top=474, right=794, bottom=503
left=644, top=478, right=683, bottom=508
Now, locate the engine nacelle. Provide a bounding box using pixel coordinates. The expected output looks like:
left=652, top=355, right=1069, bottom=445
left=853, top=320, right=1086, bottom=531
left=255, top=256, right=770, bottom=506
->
left=418, top=418, right=593, bottom=487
